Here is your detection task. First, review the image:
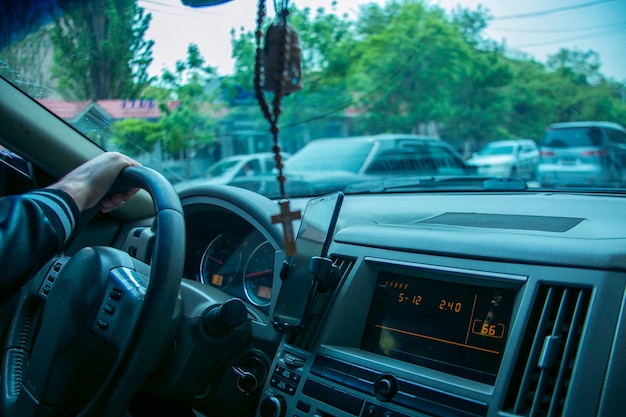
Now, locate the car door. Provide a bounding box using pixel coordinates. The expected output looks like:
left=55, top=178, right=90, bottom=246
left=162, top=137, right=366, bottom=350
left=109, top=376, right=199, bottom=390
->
left=518, top=143, right=539, bottom=177
left=606, top=127, right=626, bottom=184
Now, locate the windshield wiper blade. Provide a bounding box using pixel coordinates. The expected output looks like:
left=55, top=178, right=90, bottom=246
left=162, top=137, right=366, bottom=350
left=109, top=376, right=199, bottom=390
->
left=345, top=176, right=528, bottom=193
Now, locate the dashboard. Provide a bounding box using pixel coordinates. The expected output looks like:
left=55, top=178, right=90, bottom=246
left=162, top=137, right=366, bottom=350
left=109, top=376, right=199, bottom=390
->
left=253, top=191, right=626, bottom=417
left=121, top=185, right=626, bottom=417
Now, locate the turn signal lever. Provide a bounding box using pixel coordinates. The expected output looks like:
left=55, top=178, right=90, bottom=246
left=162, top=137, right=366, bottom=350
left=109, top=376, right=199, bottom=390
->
left=202, top=298, right=248, bottom=337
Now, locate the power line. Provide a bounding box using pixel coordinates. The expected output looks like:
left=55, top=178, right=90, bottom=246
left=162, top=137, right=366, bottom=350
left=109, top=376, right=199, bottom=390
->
left=490, top=21, right=626, bottom=34
left=510, top=25, right=626, bottom=49
left=493, top=0, right=617, bottom=21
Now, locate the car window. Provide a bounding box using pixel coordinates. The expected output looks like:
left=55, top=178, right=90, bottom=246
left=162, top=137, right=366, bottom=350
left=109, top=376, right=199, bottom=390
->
left=262, top=156, right=275, bottom=173
left=608, top=128, right=626, bottom=145
left=542, top=127, right=604, bottom=148
left=367, top=147, right=436, bottom=174
left=206, top=159, right=239, bottom=177
left=367, top=144, right=465, bottom=175
left=284, top=141, right=374, bottom=173
left=429, top=147, right=467, bottom=174
left=237, top=159, right=261, bottom=177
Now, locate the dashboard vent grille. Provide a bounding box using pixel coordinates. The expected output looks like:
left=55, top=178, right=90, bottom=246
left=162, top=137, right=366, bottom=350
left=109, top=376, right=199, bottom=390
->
left=331, top=255, right=356, bottom=286
left=503, top=285, right=591, bottom=417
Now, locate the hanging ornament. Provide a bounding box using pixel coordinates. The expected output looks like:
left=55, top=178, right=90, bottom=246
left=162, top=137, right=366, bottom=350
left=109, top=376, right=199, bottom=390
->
left=254, top=0, right=302, bottom=255
left=263, top=23, right=302, bottom=94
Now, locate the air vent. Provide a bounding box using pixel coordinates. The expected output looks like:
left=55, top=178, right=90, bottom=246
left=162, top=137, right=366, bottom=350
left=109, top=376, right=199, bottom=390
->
left=503, top=285, right=591, bottom=416
left=331, top=255, right=356, bottom=288
left=290, top=255, right=356, bottom=350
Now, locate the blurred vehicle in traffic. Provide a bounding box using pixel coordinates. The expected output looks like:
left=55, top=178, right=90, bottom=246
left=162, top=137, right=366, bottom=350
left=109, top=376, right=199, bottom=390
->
left=536, top=121, right=626, bottom=187
left=204, top=152, right=288, bottom=184
left=230, top=134, right=475, bottom=197
left=465, top=139, right=539, bottom=179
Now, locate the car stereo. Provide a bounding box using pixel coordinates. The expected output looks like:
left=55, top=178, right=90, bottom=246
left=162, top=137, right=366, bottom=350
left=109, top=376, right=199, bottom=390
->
left=360, top=269, right=518, bottom=384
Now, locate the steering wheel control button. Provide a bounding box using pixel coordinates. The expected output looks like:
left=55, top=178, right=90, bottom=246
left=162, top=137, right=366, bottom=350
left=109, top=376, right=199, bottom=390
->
left=39, top=257, right=70, bottom=298
left=103, top=303, right=116, bottom=315
left=92, top=268, right=147, bottom=339
left=109, top=288, right=123, bottom=301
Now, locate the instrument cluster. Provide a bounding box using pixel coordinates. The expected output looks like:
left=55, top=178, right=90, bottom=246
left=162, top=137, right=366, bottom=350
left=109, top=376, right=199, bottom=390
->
left=183, top=207, right=277, bottom=311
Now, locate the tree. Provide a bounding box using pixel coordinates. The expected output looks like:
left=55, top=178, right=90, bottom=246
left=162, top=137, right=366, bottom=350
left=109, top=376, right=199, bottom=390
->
left=227, top=4, right=358, bottom=151
left=50, top=0, right=154, bottom=100
left=504, top=59, right=560, bottom=140
left=111, top=118, right=162, bottom=157
left=349, top=0, right=470, bottom=135
left=547, top=48, right=602, bottom=86
left=157, top=44, right=220, bottom=179
left=441, top=6, right=513, bottom=148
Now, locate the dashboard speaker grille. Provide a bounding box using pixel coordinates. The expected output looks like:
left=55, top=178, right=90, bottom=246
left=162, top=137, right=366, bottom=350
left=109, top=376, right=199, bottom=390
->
left=503, top=285, right=591, bottom=417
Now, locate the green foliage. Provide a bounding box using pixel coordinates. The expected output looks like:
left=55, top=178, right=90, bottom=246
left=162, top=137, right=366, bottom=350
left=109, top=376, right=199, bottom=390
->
left=155, top=43, right=221, bottom=177
left=224, top=0, right=625, bottom=152
left=111, top=118, right=162, bottom=156
left=227, top=4, right=358, bottom=150
left=50, top=0, right=154, bottom=100
left=110, top=43, right=222, bottom=178
left=350, top=1, right=470, bottom=134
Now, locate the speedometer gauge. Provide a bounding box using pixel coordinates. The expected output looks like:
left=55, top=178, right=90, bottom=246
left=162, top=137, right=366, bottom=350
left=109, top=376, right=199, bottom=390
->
left=243, top=241, right=275, bottom=307
left=199, top=233, right=242, bottom=289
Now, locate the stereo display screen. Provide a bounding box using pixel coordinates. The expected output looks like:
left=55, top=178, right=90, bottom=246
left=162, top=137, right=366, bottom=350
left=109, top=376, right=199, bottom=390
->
left=361, top=270, right=517, bottom=384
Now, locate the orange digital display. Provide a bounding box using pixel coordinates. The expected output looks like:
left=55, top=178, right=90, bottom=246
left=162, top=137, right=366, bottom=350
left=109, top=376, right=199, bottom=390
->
left=256, top=284, right=272, bottom=301
left=361, top=271, right=517, bottom=385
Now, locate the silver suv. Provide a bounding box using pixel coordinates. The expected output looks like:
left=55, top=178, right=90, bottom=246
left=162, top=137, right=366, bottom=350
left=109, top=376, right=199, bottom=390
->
left=536, top=121, right=626, bottom=187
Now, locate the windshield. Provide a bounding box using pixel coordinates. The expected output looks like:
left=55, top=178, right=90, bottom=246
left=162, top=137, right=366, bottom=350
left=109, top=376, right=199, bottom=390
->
left=1, top=0, right=625, bottom=196
left=542, top=127, right=603, bottom=147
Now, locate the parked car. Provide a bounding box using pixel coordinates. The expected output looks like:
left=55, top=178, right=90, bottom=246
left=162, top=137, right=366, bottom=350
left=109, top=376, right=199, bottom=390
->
left=465, top=139, right=539, bottom=179
left=536, top=121, right=626, bottom=187
left=205, top=152, right=289, bottom=184
left=230, top=134, right=475, bottom=197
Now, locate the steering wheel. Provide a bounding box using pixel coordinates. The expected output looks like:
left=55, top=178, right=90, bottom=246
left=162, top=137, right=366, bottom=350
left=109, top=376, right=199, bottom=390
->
left=1, top=166, right=185, bottom=417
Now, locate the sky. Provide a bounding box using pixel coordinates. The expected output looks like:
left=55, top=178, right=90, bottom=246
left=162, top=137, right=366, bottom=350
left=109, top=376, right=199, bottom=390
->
left=139, top=0, right=626, bottom=82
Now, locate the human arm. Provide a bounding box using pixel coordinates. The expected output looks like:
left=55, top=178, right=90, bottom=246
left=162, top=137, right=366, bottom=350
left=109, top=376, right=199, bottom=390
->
left=0, top=152, right=140, bottom=297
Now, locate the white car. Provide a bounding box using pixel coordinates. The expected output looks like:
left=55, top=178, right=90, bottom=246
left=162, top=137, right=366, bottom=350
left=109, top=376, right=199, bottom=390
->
left=466, top=139, right=539, bottom=179
left=204, top=152, right=289, bottom=184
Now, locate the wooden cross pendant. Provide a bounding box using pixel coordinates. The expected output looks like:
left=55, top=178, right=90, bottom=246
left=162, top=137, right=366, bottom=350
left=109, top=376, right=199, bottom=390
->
left=272, top=199, right=302, bottom=256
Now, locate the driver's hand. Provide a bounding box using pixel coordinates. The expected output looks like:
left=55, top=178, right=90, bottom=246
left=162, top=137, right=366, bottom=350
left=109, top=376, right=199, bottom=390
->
left=47, top=152, right=141, bottom=212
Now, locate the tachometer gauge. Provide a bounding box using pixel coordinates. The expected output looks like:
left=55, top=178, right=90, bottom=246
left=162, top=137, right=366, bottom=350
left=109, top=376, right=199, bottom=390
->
left=199, top=233, right=242, bottom=289
left=243, top=241, right=275, bottom=307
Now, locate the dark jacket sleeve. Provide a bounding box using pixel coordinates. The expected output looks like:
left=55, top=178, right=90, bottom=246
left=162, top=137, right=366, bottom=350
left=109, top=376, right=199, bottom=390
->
left=0, top=189, right=79, bottom=298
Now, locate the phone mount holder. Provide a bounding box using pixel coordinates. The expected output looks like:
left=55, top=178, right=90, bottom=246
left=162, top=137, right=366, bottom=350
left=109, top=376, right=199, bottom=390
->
left=309, top=256, right=337, bottom=293
left=273, top=256, right=337, bottom=334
